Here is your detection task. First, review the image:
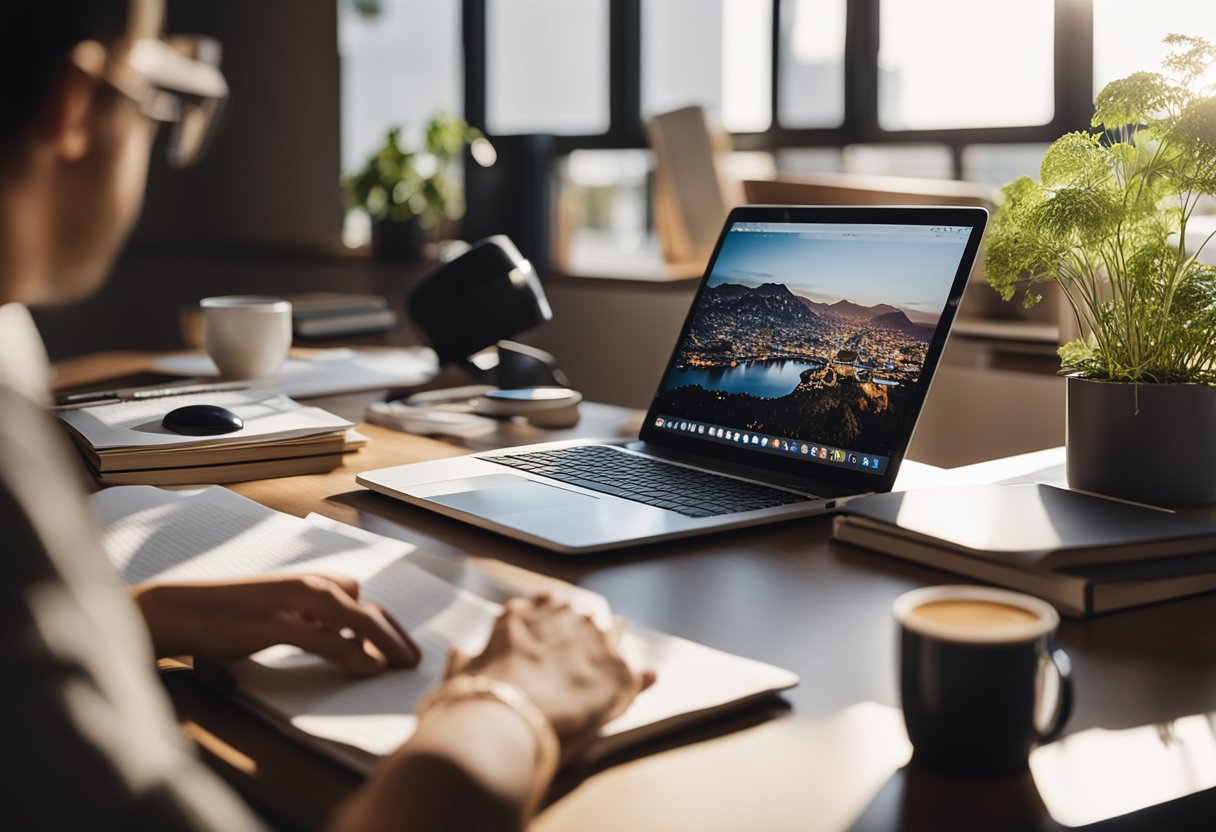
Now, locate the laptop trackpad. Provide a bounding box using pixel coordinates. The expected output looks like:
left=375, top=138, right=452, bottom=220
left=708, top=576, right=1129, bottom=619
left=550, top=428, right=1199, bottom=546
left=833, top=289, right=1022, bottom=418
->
left=424, top=474, right=596, bottom=517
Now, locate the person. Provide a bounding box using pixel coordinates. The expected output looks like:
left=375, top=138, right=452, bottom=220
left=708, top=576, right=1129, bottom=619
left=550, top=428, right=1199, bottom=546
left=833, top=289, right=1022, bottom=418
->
left=0, top=2, right=651, bottom=829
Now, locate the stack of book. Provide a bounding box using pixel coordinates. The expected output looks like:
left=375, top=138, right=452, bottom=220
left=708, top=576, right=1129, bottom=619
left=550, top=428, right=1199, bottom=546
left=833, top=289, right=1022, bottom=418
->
left=287, top=293, right=399, bottom=340
left=833, top=483, right=1216, bottom=617
left=57, top=389, right=361, bottom=485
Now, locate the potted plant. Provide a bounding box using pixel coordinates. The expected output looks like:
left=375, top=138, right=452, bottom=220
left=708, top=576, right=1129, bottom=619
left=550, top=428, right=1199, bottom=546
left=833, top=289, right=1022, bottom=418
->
left=985, top=35, right=1216, bottom=505
left=344, top=111, right=495, bottom=260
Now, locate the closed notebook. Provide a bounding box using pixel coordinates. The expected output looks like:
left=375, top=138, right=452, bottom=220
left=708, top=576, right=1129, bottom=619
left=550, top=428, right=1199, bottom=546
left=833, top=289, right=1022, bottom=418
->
left=841, top=484, right=1216, bottom=569
left=57, top=389, right=356, bottom=484
left=91, top=453, right=341, bottom=486
left=287, top=292, right=390, bottom=317
left=89, top=430, right=367, bottom=485
left=81, top=429, right=352, bottom=472
left=833, top=484, right=1216, bottom=616
left=286, top=292, right=398, bottom=339
left=58, top=389, right=354, bottom=452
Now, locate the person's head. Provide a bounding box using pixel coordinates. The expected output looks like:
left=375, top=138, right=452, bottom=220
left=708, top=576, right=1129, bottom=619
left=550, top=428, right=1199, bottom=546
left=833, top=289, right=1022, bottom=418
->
left=0, top=0, right=224, bottom=307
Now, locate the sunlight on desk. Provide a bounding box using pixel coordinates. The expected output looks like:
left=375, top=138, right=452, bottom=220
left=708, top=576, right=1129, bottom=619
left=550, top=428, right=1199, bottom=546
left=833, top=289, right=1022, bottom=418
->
left=1032, top=713, right=1216, bottom=827
left=535, top=703, right=911, bottom=832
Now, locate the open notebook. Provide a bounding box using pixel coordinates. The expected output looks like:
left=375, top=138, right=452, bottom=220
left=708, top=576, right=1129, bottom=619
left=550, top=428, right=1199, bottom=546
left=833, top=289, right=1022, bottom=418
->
left=93, top=486, right=798, bottom=772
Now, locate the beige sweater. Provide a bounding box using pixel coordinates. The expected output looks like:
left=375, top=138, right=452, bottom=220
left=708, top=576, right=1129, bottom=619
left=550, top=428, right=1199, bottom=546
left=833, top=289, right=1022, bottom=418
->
left=0, top=304, right=262, bottom=830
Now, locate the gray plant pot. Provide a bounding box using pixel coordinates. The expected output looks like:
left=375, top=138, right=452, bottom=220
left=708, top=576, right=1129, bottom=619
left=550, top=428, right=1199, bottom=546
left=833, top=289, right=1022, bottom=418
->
left=1066, top=375, right=1216, bottom=506
left=371, top=218, right=425, bottom=261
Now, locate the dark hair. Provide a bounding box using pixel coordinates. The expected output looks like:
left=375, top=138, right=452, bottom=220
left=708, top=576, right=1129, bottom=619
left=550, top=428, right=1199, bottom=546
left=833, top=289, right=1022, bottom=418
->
left=0, top=0, right=130, bottom=152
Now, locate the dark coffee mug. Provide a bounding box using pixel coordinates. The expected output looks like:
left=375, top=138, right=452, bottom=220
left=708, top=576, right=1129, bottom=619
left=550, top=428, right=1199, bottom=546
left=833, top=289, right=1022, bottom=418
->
left=894, top=586, right=1073, bottom=777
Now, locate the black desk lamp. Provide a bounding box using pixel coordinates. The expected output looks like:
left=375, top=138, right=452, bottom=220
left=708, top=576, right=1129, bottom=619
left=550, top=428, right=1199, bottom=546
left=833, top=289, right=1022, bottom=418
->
left=405, top=235, right=569, bottom=388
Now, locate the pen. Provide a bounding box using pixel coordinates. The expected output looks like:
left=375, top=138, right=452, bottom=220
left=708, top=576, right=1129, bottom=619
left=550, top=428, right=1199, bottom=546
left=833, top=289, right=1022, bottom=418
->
left=53, top=380, right=251, bottom=410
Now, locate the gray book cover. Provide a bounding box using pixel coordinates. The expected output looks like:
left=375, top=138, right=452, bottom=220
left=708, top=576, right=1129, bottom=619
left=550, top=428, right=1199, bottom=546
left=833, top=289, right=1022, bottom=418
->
left=841, top=484, right=1216, bottom=570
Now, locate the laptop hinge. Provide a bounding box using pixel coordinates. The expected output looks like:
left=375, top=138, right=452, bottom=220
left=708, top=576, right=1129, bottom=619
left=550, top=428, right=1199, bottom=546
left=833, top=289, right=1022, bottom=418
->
left=621, top=440, right=855, bottom=499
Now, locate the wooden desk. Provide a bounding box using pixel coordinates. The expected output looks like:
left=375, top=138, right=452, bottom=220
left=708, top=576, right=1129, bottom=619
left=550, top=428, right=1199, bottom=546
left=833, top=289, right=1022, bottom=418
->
left=59, top=354, right=1216, bottom=831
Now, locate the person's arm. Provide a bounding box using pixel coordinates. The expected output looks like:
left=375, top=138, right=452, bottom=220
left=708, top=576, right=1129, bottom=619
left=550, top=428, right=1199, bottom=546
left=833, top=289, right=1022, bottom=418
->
left=132, top=577, right=651, bottom=831
left=333, top=694, right=552, bottom=832
left=331, top=594, right=654, bottom=832
left=129, top=573, right=420, bottom=674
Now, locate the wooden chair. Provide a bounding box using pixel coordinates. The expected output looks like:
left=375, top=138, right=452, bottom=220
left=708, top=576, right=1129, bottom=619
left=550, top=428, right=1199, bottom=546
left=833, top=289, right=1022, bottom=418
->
left=742, top=172, right=993, bottom=210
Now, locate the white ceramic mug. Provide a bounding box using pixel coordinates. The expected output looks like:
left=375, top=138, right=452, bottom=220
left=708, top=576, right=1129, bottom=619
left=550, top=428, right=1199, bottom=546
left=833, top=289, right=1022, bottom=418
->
left=201, top=296, right=292, bottom=380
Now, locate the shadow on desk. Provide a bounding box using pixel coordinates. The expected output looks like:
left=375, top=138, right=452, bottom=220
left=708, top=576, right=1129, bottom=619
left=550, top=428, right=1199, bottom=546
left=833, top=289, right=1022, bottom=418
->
left=550, top=698, right=794, bottom=804
left=161, top=664, right=360, bottom=832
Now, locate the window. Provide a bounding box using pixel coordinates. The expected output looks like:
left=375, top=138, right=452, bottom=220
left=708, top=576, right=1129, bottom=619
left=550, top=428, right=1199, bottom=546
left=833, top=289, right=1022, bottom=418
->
left=560, top=149, right=653, bottom=270
left=338, top=0, right=462, bottom=174
left=329, top=1, right=1199, bottom=191
left=486, top=0, right=611, bottom=135
left=843, top=144, right=954, bottom=179
left=777, top=0, right=846, bottom=129
left=1093, top=0, right=1216, bottom=98
left=877, top=0, right=1055, bottom=130
left=776, top=147, right=844, bottom=175
left=961, top=143, right=1051, bottom=190
left=642, top=0, right=772, bottom=133
left=336, top=1, right=1161, bottom=256
left=457, top=1, right=1107, bottom=172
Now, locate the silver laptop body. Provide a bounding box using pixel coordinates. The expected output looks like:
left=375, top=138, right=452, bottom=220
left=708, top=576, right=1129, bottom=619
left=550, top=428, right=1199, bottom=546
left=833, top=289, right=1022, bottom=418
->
left=358, top=206, right=987, bottom=554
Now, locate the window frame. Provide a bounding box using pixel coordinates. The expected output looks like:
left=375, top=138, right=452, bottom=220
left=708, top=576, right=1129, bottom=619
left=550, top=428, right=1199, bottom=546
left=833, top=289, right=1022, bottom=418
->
left=463, top=0, right=1096, bottom=178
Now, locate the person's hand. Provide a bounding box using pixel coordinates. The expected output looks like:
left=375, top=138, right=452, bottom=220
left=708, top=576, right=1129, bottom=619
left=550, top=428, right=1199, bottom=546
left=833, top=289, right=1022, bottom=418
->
left=444, top=594, right=656, bottom=762
left=131, top=574, right=420, bottom=676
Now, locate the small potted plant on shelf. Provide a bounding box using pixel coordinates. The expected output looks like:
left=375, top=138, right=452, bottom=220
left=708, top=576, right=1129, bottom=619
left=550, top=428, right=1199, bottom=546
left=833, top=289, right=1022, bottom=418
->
left=344, top=111, right=495, bottom=260
left=985, top=34, right=1216, bottom=505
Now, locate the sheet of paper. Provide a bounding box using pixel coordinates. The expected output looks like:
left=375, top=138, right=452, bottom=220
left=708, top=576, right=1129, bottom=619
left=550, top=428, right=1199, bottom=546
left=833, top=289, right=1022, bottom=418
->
left=150, top=347, right=438, bottom=399
left=95, top=485, right=403, bottom=584
left=232, top=554, right=501, bottom=757
left=95, top=485, right=503, bottom=756
left=61, top=389, right=354, bottom=451
left=893, top=450, right=1069, bottom=492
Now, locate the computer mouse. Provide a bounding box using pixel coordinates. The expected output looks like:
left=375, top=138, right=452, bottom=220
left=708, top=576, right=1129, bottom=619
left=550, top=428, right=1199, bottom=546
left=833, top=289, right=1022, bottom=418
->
left=162, top=404, right=244, bottom=436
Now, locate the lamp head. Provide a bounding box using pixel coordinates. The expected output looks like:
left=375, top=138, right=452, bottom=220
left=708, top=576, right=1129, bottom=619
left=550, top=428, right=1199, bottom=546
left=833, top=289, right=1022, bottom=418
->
left=406, top=235, right=552, bottom=365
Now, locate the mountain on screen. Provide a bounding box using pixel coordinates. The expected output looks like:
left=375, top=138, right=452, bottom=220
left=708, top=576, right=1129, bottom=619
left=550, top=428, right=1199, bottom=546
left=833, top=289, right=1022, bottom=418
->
left=797, top=296, right=936, bottom=326
left=868, top=310, right=936, bottom=340
left=702, top=282, right=820, bottom=328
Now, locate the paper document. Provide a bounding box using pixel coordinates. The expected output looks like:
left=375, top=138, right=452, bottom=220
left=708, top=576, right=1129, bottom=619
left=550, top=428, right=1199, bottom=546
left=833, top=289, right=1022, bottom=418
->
left=96, top=485, right=404, bottom=583
left=151, top=348, right=438, bottom=399
left=94, top=486, right=799, bottom=772
left=60, top=389, right=354, bottom=451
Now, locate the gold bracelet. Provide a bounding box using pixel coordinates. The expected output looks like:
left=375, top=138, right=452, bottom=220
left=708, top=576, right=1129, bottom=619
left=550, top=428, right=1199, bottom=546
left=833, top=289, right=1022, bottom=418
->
left=415, top=675, right=560, bottom=808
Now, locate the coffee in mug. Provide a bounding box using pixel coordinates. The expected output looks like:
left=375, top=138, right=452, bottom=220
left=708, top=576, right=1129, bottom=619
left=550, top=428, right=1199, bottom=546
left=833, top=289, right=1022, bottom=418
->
left=201, top=296, right=292, bottom=380
left=904, top=599, right=1041, bottom=630
left=894, top=585, right=1072, bottom=777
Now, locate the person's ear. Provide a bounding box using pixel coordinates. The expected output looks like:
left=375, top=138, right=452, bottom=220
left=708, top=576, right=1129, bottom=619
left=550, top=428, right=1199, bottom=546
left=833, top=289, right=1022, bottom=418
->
left=36, top=41, right=108, bottom=162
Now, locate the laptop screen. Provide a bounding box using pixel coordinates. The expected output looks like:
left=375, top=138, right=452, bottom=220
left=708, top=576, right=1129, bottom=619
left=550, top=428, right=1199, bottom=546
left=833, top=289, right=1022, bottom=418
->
left=648, top=219, right=975, bottom=478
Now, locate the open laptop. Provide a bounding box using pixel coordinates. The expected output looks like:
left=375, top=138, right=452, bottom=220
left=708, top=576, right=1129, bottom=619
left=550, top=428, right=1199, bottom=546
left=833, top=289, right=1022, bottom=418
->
left=358, top=205, right=988, bottom=553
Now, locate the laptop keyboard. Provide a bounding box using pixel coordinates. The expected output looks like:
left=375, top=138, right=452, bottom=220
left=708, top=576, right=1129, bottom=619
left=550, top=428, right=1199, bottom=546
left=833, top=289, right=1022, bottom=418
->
left=481, top=445, right=811, bottom=518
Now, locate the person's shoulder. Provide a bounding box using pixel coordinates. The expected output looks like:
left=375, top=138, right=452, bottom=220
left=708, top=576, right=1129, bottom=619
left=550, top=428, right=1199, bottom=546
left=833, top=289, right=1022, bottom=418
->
left=0, top=384, right=78, bottom=483
left=0, top=384, right=101, bottom=574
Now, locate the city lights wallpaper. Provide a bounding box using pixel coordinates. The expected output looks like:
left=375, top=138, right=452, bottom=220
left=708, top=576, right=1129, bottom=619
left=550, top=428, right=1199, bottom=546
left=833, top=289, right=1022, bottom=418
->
left=654, top=225, right=968, bottom=455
